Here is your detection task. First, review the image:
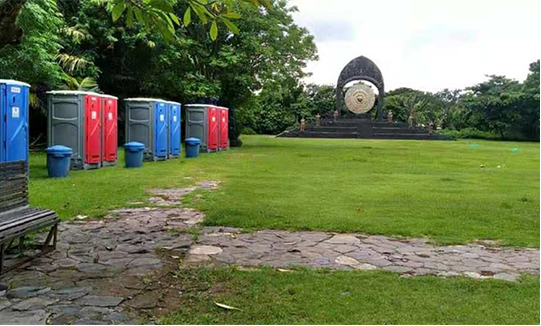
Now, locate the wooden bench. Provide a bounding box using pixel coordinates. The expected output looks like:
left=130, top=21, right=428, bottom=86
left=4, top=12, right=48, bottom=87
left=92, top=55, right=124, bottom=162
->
left=0, top=160, right=59, bottom=274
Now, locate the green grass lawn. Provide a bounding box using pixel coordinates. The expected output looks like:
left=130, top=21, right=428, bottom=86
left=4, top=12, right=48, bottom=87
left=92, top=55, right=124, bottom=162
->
left=160, top=267, right=539, bottom=325
left=30, top=136, right=539, bottom=247
left=27, top=136, right=540, bottom=324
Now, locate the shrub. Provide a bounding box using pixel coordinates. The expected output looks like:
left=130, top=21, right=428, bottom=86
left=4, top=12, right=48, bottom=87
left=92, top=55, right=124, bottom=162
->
left=241, top=127, right=257, bottom=135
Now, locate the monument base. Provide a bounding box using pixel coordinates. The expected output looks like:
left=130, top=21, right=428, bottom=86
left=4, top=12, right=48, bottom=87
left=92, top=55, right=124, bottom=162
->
left=277, top=118, right=453, bottom=140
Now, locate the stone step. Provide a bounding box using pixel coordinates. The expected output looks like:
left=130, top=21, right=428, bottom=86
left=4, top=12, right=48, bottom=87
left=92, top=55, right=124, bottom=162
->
left=373, top=127, right=429, bottom=134
left=296, top=131, right=359, bottom=138
left=372, top=133, right=450, bottom=140
left=308, top=126, right=358, bottom=132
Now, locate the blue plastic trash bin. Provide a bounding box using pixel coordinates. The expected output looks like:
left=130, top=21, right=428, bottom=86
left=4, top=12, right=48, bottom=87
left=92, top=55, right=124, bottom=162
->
left=124, top=142, right=145, bottom=168
left=46, top=145, right=73, bottom=178
left=185, top=138, right=201, bottom=158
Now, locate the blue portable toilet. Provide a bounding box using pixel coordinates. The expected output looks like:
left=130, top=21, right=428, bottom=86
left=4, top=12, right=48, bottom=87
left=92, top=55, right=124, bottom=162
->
left=0, top=79, right=30, bottom=163
left=125, top=98, right=168, bottom=161
left=167, top=101, right=181, bottom=158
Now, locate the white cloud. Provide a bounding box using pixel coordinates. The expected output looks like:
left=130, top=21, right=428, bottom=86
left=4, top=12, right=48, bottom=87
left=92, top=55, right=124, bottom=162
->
left=290, top=0, right=540, bottom=92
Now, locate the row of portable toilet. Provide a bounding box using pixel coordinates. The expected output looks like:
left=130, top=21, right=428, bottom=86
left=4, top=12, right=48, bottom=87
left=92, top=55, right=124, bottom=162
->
left=0, top=80, right=30, bottom=163
left=47, top=91, right=118, bottom=170
left=0, top=78, right=230, bottom=167
left=125, top=100, right=229, bottom=158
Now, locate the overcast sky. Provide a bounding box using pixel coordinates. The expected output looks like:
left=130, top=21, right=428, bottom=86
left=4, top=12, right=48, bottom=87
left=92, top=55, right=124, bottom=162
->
left=289, top=0, right=540, bottom=92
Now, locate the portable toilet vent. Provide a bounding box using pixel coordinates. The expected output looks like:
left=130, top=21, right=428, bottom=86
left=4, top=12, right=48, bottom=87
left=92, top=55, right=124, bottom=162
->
left=47, top=90, right=102, bottom=170
left=124, top=98, right=168, bottom=161
left=0, top=79, right=30, bottom=163
left=184, top=104, right=218, bottom=153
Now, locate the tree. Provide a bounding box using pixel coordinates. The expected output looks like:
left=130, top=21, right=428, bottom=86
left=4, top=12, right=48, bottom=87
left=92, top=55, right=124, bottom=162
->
left=519, top=60, right=540, bottom=140
left=0, top=0, right=26, bottom=50
left=462, top=75, right=524, bottom=138
left=0, top=0, right=271, bottom=50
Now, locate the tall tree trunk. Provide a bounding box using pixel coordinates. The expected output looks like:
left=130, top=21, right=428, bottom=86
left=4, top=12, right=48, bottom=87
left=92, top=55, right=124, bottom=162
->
left=0, top=0, right=27, bottom=50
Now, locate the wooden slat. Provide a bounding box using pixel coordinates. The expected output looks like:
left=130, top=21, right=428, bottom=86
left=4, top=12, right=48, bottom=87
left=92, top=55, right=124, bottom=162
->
left=0, top=178, right=26, bottom=191
left=0, top=208, right=51, bottom=227
left=0, top=215, right=58, bottom=243
left=0, top=161, right=28, bottom=214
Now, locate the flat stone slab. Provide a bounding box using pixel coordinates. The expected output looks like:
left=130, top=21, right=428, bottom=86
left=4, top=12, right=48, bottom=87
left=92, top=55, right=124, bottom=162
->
left=48, top=287, right=92, bottom=300
left=0, top=309, right=50, bottom=324
left=76, top=295, right=124, bottom=307
left=7, top=286, right=51, bottom=299
left=11, top=297, right=59, bottom=311
left=189, top=245, right=223, bottom=255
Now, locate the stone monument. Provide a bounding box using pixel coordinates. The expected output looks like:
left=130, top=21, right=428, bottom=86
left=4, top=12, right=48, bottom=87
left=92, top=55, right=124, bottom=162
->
left=336, top=55, right=385, bottom=119
left=277, top=55, right=451, bottom=140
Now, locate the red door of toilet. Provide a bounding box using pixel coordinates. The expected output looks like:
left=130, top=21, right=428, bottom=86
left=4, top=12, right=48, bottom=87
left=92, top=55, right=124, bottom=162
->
left=207, top=106, right=218, bottom=151
left=219, top=108, right=229, bottom=149
left=102, top=96, right=117, bottom=163
left=84, top=94, right=101, bottom=164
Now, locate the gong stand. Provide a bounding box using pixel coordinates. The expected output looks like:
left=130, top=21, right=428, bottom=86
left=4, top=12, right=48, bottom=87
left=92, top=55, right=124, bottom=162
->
left=336, top=56, right=385, bottom=120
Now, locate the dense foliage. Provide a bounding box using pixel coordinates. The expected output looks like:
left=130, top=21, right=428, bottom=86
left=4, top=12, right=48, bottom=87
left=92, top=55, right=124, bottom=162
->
left=0, top=0, right=316, bottom=145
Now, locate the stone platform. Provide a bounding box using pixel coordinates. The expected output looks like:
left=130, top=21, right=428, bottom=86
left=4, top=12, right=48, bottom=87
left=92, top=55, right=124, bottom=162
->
left=278, top=118, right=453, bottom=140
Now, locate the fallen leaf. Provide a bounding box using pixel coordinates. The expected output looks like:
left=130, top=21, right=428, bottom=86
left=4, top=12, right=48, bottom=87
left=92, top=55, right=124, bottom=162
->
left=214, top=302, right=242, bottom=311
left=277, top=268, right=292, bottom=272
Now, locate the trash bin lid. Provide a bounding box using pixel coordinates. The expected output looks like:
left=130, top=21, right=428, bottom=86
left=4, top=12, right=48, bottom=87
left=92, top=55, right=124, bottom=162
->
left=185, top=138, right=201, bottom=145
left=46, top=145, right=73, bottom=155
left=124, top=142, right=146, bottom=150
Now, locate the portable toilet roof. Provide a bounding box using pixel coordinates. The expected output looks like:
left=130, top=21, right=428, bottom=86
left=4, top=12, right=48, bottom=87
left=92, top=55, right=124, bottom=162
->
left=185, top=103, right=214, bottom=107
left=100, top=94, right=118, bottom=99
left=124, top=97, right=165, bottom=102
left=46, top=90, right=101, bottom=96
left=0, top=79, right=31, bottom=87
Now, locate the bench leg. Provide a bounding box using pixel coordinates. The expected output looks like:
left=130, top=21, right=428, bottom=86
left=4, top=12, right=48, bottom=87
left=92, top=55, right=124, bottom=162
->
left=18, top=236, right=25, bottom=251
left=0, top=244, right=4, bottom=275
left=53, top=224, right=58, bottom=249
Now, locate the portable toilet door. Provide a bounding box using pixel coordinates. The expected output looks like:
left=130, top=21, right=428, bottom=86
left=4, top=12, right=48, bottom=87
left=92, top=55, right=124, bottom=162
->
left=47, top=91, right=101, bottom=170
left=0, top=80, right=30, bottom=163
left=154, top=101, right=168, bottom=160
left=218, top=106, right=229, bottom=150
left=207, top=106, right=218, bottom=152
left=185, top=104, right=209, bottom=152
left=101, top=94, right=118, bottom=167
left=168, top=101, right=181, bottom=158
left=84, top=94, right=102, bottom=168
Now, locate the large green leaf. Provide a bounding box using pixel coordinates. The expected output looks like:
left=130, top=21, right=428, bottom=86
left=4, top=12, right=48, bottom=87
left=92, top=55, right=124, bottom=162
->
left=210, top=20, right=218, bottom=40
left=111, top=2, right=126, bottom=22
left=183, top=7, right=191, bottom=26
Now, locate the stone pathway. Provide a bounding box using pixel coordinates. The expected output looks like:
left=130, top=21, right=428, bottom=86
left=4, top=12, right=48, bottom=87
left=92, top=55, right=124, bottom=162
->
left=0, top=182, right=216, bottom=325
left=188, top=228, right=539, bottom=281
left=0, top=181, right=539, bottom=324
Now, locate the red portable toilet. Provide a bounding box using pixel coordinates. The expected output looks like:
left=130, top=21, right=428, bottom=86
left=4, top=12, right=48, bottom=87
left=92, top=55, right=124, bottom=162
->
left=47, top=91, right=102, bottom=170
left=218, top=106, right=229, bottom=150
left=185, top=104, right=219, bottom=153
left=100, top=94, right=118, bottom=167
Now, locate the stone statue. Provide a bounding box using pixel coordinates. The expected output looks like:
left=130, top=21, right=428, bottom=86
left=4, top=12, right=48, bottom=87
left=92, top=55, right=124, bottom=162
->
left=387, top=110, right=393, bottom=123
left=300, top=117, right=306, bottom=132
left=315, top=113, right=321, bottom=127
left=408, top=115, right=414, bottom=129
left=333, top=110, right=339, bottom=122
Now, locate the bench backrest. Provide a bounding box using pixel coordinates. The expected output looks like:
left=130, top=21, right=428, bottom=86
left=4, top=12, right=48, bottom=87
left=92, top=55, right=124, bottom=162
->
left=0, top=161, right=28, bottom=214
